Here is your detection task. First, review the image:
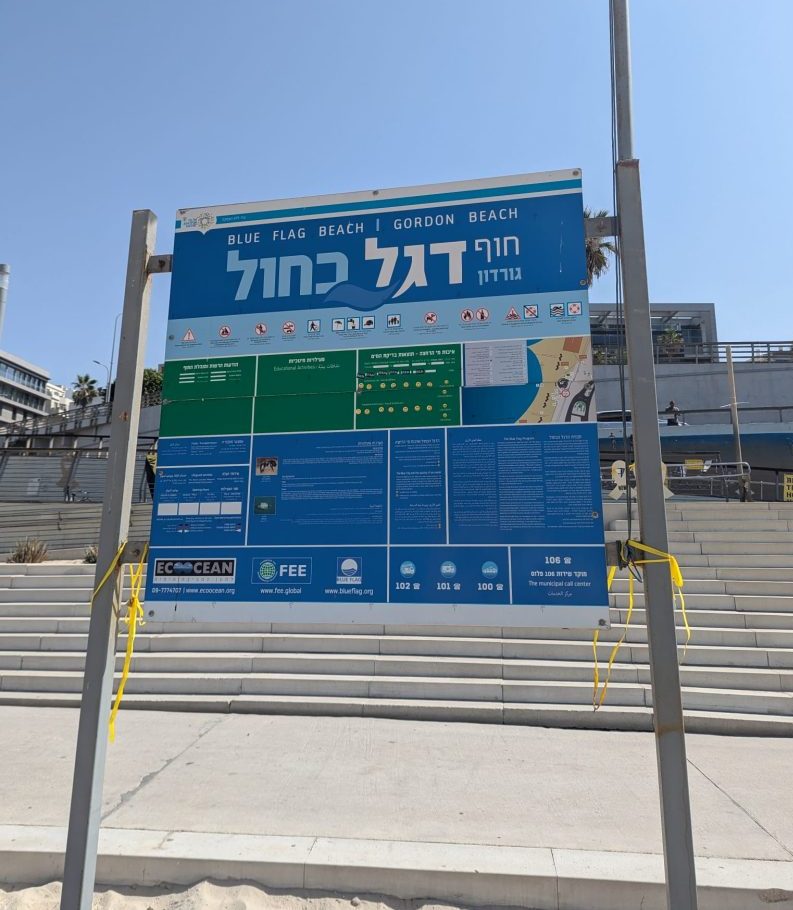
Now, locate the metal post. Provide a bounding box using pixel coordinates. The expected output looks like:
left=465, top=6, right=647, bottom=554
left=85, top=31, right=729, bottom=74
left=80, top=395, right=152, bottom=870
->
left=726, top=345, right=743, bottom=466
left=60, top=210, right=156, bottom=910
left=108, top=311, right=122, bottom=404
left=725, top=345, right=750, bottom=500
left=0, top=264, right=9, bottom=345
left=612, top=2, right=698, bottom=908
left=92, top=360, right=111, bottom=405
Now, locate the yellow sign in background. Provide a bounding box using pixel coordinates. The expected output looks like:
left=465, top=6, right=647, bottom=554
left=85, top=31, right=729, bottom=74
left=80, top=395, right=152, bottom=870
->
left=784, top=473, right=793, bottom=502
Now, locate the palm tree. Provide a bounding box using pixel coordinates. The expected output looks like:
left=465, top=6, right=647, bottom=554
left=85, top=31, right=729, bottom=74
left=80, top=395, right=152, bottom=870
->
left=584, top=207, right=617, bottom=287
left=72, top=374, right=99, bottom=409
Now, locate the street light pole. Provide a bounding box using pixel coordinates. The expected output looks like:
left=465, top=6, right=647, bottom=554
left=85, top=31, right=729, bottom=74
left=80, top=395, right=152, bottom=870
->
left=611, top=2, right=698, bottom=908
left=92, top=360, right=111, bottom=405
left=107, top=312, right=122, bottom=403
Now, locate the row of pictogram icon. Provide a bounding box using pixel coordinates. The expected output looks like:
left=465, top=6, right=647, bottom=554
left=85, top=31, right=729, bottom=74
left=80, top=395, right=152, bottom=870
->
left=179, top=300, right=585, bottom=344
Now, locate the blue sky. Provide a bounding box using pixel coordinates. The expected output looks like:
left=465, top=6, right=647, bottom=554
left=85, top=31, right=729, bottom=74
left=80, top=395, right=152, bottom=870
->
left=0, top=0, right=791, bottom=386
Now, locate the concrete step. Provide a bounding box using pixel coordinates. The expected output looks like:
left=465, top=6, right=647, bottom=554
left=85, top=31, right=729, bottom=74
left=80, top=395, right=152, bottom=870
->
left=2, top=690, right=793, bottom=736
left=657, top=686, right=793, bottom=716
left=2, top=651, right=790, bottom=691
left=611, top=520, right=793, bottom=533
left=505, top=623, right=793, bottom=650
left=611, top=607, right=793, bottom=631
left=3, top=669, right=792, bottom=718
left=610, top=591, right=792, bottom=610
left=607, top=539, right=793, bottom=557
left=13, top=570, right=790, bottom=598
left=680, top=531, right=793, bottom=542
left=0, top=564, right=96, bottom=576
left=667, top=502, right=793, bottom=512
left=699, top=542, right=793, bottom=555
left=5, top=613, right=792, bottom=648
left=610, top=578, right=793, bottom=597
left=4, top=589, right=783, bottom=616
left=0, top=495, right=791, bottom=736
left=660, top=531, right=793, bottom=543
left=0, top=670, right=647, bottom=705
left=703, top=554, right=793, bottom=567
left=5, top=575, right=106, bottom=589
left=612, top=566, right=793, bottom=580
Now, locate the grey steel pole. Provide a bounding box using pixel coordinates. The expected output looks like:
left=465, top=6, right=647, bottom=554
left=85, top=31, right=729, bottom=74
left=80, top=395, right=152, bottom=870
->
left=612, top=0, right=634, bottom=160
left=60, top=210, right=156, bottom=910
left=612, top=2, right=698, bottom=909
left=108, top=311, right=122, bottom=404
left=0, top=264, right=9, bottom=344
left=726, top=346, right=743, bottom=465
left=725, top=345, right=749, bottom=500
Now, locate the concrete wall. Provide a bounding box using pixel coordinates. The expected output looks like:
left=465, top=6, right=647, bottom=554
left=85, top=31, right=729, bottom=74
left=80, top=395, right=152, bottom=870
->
left=594, top=362, right=792, bottom=423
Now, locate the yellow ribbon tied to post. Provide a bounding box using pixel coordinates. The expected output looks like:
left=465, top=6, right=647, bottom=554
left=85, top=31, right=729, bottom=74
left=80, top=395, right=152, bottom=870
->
left=593, top=539, right=689, bottom=709
left=108, top=543, right=149, bottom=742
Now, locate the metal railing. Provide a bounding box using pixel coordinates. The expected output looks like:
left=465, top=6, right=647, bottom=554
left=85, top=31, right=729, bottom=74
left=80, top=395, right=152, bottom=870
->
left=0, top=393, right=161, bottom=441
left=0, top=446, right=155, bottom=504
left=745, top=468, right=793, bottom=503
left=664, top=404, right=793, bottom=426
left=594, top=340, right=793, bottom=366
left=601, top=460, right=756, bottom=501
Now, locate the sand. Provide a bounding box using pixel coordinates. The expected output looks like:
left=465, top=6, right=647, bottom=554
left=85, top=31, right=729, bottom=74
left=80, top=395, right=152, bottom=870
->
left=0, top=881, right=464, bottom=910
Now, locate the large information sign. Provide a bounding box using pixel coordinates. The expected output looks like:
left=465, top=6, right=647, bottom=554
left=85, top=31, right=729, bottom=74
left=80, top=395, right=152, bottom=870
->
left=146, top=171, right=609, bottom=627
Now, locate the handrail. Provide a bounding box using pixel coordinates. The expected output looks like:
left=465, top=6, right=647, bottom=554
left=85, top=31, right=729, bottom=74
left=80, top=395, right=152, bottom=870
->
left=599, top=405, right=793, bottom=425
left=661, top=405, right=793, bottom=425
left=0, top=393, right=162, bottom=438
left=0, top=445, right=154, bottom=505
left=594, top=339, right=793, bottom=366
left=601, top=459, right=757, bottom=501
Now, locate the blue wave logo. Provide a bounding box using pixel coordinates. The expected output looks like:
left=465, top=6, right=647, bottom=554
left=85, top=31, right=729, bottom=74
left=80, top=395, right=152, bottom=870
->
left=321, top=281, right=399, bottom=312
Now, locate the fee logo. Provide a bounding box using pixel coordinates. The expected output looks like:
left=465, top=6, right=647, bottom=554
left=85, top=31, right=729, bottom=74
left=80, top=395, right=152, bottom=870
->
left=252, top=557, right=312, bottom=585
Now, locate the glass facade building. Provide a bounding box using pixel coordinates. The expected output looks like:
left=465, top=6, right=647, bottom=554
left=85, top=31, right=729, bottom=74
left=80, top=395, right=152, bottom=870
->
left=0, top=351, right=50, bottom=424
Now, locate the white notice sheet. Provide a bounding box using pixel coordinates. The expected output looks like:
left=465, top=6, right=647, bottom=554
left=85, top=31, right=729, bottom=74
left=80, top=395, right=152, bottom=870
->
left=463, top=340, right=529, bottom=387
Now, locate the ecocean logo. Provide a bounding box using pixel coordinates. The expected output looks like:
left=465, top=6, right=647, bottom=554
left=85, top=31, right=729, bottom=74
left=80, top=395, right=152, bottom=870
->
left=153, top=558, right=236, bottom=583
left=252, top=557, right=313, bottom=585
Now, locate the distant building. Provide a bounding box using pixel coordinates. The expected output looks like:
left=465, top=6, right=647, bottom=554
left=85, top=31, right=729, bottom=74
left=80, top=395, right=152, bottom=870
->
left=45, top=382, right=73, bottom=416
left=590, top=303, right=718, bottom=363
left=0, top=350, right=50, bottom=425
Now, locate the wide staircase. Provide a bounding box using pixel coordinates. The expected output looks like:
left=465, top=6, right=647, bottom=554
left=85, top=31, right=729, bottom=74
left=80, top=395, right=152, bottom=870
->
left=0, top=503, right=152, bottom=559
left=0, top=500, right=791, bottom=735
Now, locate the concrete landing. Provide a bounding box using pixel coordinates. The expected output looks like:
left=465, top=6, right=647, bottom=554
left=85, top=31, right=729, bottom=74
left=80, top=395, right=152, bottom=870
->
left=2, top=707, right=793, bottom=908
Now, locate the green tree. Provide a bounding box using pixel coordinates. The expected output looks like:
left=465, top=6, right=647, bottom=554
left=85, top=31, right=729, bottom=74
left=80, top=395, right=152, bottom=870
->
left=584, top=207, right=617, bottom=287
left=72, top=374, right=99, bottom=409
left=142, top=368, right=162, bottom=404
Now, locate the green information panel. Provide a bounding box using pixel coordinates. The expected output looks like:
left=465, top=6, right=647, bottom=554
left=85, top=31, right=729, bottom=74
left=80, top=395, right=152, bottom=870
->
left=254, top=392, right=355, bottom=433
left=163, top=356, right=256, bottom=402
left=256, top=350, right=356, bottom=397
left=160, top=397, right=253, bottom=437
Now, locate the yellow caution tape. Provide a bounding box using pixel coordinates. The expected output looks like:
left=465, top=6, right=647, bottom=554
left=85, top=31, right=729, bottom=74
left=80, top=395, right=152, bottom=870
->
left=89, top=541, right=127, bottom=615
left=108, top=543, right=149, bottom=742
left=592, top=563, right=618, bottom=706
left=593, top=539, right=689, bottom=710
left=627, top=539, right=690, bottom=652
